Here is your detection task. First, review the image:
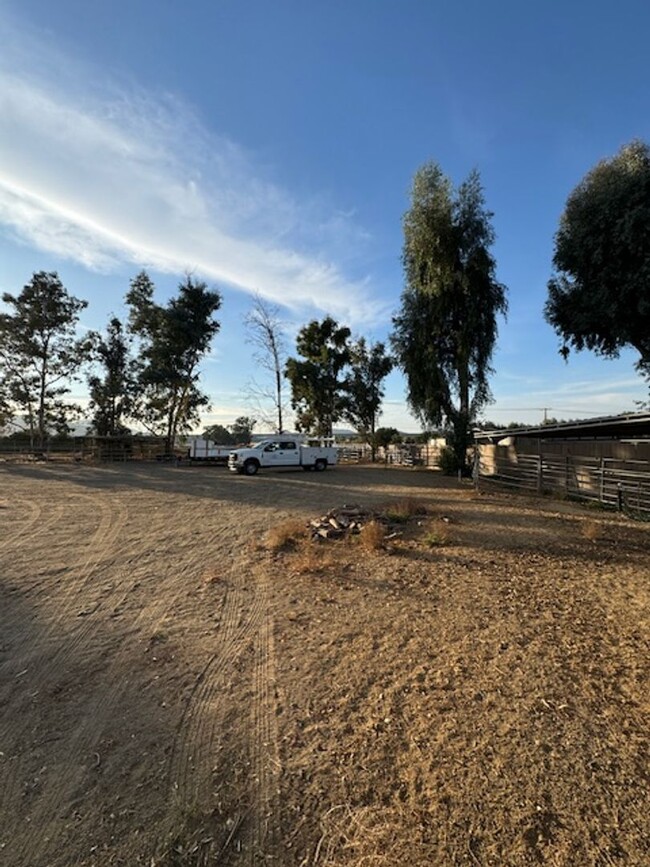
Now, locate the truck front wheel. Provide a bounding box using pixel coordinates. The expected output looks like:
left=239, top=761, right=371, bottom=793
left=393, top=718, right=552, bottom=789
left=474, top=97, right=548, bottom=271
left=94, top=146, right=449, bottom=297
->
left=314, top=459, right=327, bottom=472
left=244, top=459, right=259, bottom=476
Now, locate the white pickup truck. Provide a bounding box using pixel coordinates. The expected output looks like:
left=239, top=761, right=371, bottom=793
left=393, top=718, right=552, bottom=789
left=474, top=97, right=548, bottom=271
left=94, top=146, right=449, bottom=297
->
left=228, top=437, right=338, bottom=475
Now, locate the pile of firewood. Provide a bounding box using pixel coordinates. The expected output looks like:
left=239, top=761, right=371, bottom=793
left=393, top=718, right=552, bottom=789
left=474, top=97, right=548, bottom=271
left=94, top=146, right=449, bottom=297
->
left=308, top=504, right=373, bottom=540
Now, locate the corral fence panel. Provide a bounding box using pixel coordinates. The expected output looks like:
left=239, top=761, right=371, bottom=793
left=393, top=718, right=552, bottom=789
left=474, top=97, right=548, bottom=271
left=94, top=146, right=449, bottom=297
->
left=0, top=435, right=172, bottom=463
left=476, top=446, right=650, bottom=514
left=336, top=440, right=446, bottom=466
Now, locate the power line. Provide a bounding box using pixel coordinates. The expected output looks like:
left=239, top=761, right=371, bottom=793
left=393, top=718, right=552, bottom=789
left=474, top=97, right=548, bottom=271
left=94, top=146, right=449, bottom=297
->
left=484, top=408, right=607, bottom=415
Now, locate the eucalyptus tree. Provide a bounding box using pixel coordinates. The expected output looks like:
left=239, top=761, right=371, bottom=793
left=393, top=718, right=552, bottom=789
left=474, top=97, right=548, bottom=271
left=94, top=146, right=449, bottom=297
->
left=126, top=271, right=222, bottom=456
left=0, top=271, right=92, bottom=447
left=285, top=316, right=351, bottom=437
left=343, top=338, right=393, bottom=458
left=392, top=163, right=507, bottom=472
left=87, top=316, right=136, bottom=436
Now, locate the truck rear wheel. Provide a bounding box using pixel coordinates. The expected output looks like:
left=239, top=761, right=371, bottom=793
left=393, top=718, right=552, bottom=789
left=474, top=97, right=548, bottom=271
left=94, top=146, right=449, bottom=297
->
left=244, top=459, right=259, bottom=475
left=314, top=458, right=327, bottom=472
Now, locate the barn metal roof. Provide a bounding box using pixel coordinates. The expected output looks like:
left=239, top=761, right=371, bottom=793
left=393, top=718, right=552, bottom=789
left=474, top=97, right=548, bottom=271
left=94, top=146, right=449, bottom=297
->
left=474, top=411, right=650, bottom=442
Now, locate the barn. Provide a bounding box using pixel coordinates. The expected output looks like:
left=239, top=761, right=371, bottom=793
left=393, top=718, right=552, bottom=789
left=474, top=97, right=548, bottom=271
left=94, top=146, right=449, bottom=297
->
left=474, top=411, right=650, bottom=514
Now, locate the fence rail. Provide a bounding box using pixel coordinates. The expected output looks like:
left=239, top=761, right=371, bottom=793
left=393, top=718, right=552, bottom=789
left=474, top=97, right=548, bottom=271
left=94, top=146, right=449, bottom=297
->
left=477, top=451, right=650, bottom=514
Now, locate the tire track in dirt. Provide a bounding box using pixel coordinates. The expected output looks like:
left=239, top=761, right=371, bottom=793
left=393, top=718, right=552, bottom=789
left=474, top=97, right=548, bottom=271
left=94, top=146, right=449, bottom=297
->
left=247, top=584, right=280, bottom=865
left=168, top=557, right=267, bottom=809
left=0, top=497, right=43, bottom=554
left=5, top=511, right=246, bottom=867
left=0, top=500, right=68, bottom=556
left=0, top=494, right=129, bottom=689
left=0, top=501, right=63, bottom=638
left=163, top=549, right=282, bottom=867
left=37, top=493, right=128, bottom=617
left=0, top=493, right=138, bottom=838
left=6, top=562, right=191, bottom=867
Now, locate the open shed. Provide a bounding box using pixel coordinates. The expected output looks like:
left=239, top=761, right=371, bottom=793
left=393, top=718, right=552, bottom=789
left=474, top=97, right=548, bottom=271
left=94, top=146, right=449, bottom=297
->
left=474, top=412, right=650, bottom=513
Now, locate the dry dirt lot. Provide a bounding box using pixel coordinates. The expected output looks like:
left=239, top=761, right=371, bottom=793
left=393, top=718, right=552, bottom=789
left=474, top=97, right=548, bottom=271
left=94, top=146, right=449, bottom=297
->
left=0, top=460, right=648, bottom=867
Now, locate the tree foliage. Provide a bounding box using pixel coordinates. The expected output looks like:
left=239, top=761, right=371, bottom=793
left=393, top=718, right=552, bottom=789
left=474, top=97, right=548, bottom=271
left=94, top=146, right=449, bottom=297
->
left=343, top=338, right=393, bottom=456
left=373, top=426, right=401, bottom=449
left=392, top=163, right=507, bottom=470
left=285, top=316, right=351, bottom=437
left=126, top=271, right=222, bottom=455
left=244, top=294, right=288, bottom=433
left=203, top=423, right=234, bottom=445
left=545, top=140, right=650, bottom=382
left=87, top=316, right=136, bottom=436
left=229, top=415, right=256, bottom=443
left=0, top=271, right=91, bottom=447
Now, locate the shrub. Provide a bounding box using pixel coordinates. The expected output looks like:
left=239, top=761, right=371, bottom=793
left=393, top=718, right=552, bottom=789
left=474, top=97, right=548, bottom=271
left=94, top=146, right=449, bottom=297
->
left=437, top=445, right=460, bottom=475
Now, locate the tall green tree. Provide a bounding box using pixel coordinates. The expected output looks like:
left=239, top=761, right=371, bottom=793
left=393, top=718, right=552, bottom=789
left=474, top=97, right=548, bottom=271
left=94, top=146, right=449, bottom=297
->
left=545, top=140, right=650, bottom=384
left=0, top=271, right=92, bottom=447
left=392, top=164, right=507, bottom=471
left=126, top=271, right=222, bottom=455
left=343, top=338, right=393, bottom=458
left=285, top=316, right=351, bottom=437
left=87, top=316, right=136, bottom=436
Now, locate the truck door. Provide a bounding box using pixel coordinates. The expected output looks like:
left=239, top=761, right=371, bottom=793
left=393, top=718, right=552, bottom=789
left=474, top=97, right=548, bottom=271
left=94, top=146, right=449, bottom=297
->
left=279, top=441, right=300, bottom=466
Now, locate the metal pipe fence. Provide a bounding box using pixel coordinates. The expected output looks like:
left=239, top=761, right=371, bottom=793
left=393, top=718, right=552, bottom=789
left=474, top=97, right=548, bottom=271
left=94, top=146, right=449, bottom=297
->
left=476, top=449, right=650, bottom=515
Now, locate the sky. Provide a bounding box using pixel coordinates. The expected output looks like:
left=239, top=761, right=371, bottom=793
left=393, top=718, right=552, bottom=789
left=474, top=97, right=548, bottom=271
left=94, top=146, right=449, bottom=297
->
left=1, top=0, right=649, bottom=433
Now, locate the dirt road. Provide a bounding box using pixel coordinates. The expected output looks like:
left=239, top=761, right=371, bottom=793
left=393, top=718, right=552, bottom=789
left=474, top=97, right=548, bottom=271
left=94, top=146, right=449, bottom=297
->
left=0, top=461, right=648, bottom=865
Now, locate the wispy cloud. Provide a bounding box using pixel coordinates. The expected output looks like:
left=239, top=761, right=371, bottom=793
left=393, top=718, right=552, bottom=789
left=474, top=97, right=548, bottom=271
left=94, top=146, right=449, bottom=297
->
left=0, top=17, right=385, bottom=325
left=489, top=373, right=645, bottom=422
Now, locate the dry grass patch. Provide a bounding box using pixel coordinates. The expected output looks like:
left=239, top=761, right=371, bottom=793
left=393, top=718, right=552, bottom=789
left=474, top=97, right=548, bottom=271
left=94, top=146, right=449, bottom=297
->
left=291, top=542, right=340, bottom=576
left=312, top=804, right=429, bottom=867
left=265, top=518, right=308, bottom=552
left=358, top=519, right=387, bottom=551
left=381, top=497, right=429, bottom=523
left=581, top=518, right=601, bottom=542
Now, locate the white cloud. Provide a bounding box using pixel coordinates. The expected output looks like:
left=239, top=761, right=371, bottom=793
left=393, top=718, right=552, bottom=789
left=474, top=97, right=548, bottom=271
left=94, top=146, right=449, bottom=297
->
left=487, top=372, right=646, bottom=425
left=0, top=22, right=386, bottom=325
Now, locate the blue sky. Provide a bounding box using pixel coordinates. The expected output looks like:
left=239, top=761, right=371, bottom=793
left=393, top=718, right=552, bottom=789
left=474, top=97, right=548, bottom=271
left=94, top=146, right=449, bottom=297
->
left=1, top=0, right=649, bottom=432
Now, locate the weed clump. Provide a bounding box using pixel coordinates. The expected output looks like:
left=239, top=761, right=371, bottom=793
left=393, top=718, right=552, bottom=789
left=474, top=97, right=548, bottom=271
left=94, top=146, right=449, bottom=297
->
left=581, top=519, right=601, bottom=542
left=423, top=521, right=453, bottom=547
left=292, top=543, right=338, bottom=576
left=359, top=520, right=387, bottom=551
left=381, top=498, right=428, bottom=523
left=265, top=519, right=307, bottom=552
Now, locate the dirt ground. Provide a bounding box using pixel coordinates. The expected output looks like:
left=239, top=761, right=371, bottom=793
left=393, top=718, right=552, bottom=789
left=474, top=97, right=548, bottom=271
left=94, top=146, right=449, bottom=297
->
left=0, top=460, right=648, bottom=867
